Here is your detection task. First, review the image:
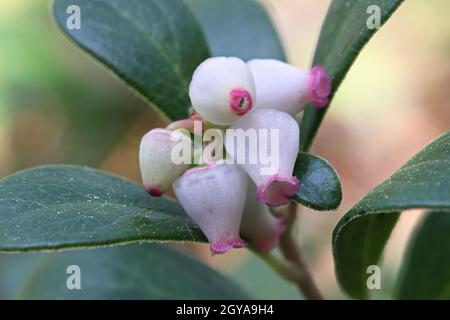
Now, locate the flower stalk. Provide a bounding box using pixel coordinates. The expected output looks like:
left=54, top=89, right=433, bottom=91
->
left=280, top=202, right=324, bottom=300
left=257, top=202, right=324, bottom=300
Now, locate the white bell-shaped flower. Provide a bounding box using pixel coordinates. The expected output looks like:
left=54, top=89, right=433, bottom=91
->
left=225, top=109, right=300, bottom=207
left=247, top=59, right=331, bottom=115
left=139, top=128, right=191, bottom=196
left=173, top=163, right=247, bottom=255
left=189, top=57, right=256, bottom=125
left=240, top=179, right=286, bottom=252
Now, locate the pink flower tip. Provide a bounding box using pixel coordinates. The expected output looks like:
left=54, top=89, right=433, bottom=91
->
left=210, top=235, right=247, bottom=256
left=189, top=112, right=203, bottom=121
left=145, top=186, right=163, bottom=197
left=256, top=175, right=300, bottom=207
left=253, top=217, right=287, bottom=253
left=309, top=65, right=331, bottom=108
left=229, top=88, right=253, bottom=116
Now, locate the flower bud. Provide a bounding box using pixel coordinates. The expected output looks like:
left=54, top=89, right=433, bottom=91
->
left=189, top=57, right=256, bottom=125
left=225, top=109, right=300, bottom=207
left=173, top=163, right=247, bottom=255
left=247, top=59, right=331, bottom=115
left=240, top=180, right=286, bottom=252
left=139, top=128, right=191, bottom=196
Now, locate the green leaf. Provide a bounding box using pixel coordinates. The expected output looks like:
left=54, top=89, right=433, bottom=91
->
left=53, top=0, right=210, bottom=120
left=0, top=155, right=342, bottom=251
left=16, top=243, right=248, bottom=299
left=300, top=0, right=404, bottom=151
left=333, top=131, right=450, bottom=299
left=187, top=0, right=286, bottom=61
left=292, top=152, right=342, bottom=211
left=396, top=212, right=450, bottom=299
left=0, top=165, right=205, bottom=252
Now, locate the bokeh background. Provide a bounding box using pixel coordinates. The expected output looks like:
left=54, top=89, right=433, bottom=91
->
left=0, top=0, right=449, bottom=299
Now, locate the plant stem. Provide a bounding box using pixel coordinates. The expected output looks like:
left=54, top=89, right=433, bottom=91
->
left=278, top=202, right=324, bottom=300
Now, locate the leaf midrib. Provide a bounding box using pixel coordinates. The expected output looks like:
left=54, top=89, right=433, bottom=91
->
left=102, top=1, right=190, bottom=89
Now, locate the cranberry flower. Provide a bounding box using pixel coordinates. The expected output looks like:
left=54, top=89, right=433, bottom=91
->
left=139, top=56, right=316, bottom=255
left=247, top=59, right=331, bottom=115
left=240, top=180, right=286, bottom=252
left=173, top=163, right=247, bottom=255
left=189, top=57, right=256, bottom=125
left=226, top=109, right=300, bottom=207
left=139, top=128, right=191, bottom=196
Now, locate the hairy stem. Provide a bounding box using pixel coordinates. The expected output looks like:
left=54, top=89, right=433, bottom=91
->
left=278, top=202, right=324, bottom=300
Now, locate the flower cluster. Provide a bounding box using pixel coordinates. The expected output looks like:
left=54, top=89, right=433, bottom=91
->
left=139, top=57, right=331, bottom=255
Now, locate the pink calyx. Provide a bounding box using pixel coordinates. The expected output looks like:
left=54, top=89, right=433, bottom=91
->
left=145, top=185, right=163, bottom=197
left=229, top=88, right=253, bottom=116
left=309, top=65, right=331, bottom=108
left=210, top=235, right=247, bottom=256
left=256, top=174, right=300, bottom=207
left=189, top=112, right=203, bottom=121
left=167, top=117, right=204, bottom=132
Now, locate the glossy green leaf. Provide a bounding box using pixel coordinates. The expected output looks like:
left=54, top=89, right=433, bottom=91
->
left=396, top=212, right=450, bottom=299
left=16, top=243, right=248, bottom=299
left=292, top=152, right=342, bottom=211
left=53, top=0, right=210, bottom=120
left=333, top=131, right=450, bottom=299
left=0, top=165, right=205, bottom=252
left=300, top=0, right=404, bottom=151
left=0, top=156, right=342, bottom=251
left=187, top=0, right=286, bottom=61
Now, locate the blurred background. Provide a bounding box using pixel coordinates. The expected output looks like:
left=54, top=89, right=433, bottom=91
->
left=0, top=0, right=449, bottom=299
